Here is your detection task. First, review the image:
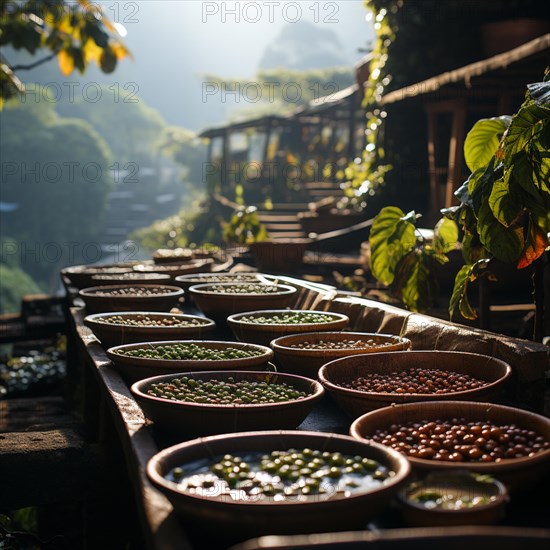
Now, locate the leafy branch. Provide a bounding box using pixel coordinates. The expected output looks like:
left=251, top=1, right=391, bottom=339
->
left=0, top=0, right=130, bottom=107
left=445, top=72, right=550, bottom=320
left=369, top=206, right=458, bottom=312
left=223, top=206, right=269, bottom=245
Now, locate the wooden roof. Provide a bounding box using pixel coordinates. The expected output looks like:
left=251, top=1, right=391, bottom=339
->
left=380, top=34, right=550, bottom=106
left=199, top=114, right=292, bottom=138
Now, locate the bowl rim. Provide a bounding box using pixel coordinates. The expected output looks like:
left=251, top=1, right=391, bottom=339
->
left=83, top=311, right=216, bottom=330
left=130, top=370, right=324, bottom=410
left=90, top=272, right=172, bottom=281
left=319, top=350, right=512, bottom=400
left=61, top=263, right=135, bottom=275
left=133, top=258, right=214, bottom=272
left=79, top=283, right=185, bottom=298
left=226, top=310, right=349, bottom=327
left=107, top=339, right=274, bottom=363
left=146, top=429, right=411, bottom=508
left=350, top=400, right=550, bottom=470
left=188, top=282, right=298, bottom=297
left=397, top=471, right=508, bottom=515
left=174, top=272, right=264, bottom=283
left=272, top=332, right=411, bottom=354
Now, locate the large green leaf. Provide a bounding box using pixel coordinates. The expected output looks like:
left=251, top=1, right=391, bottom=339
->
left=395, top=251, right=435, bottom=313
left=503, top=103, right=549, bottom=166
left=449, top=260, right=490, bottom=320
left=454, top=180, right=473, bottom=208
left=510, top=151, right=542, bottom=200
left=517, top=216, right=549, bottom=269
left=433, top=218, right=458, bottom=253
left=478, top=202, right=524, bottom=263
left=527, top=81, right=550, bottom=106
left=464, top=116, right=511, bottom=172
left=468, top=160, right=502, bottom=217
left=531, top=145, right=550, bottom=196
left=461, top=231, right=488, bottom=264
left=369, top=207, right=416, bottom=285
left=488, top=171, right=522, bottom=227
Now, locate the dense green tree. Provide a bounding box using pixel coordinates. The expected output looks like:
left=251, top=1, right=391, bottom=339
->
left=0, top=98, right=112, bottom=282
left=57, top=85, right=166, bottom=165
left=0, top=262, right=42, bottom=314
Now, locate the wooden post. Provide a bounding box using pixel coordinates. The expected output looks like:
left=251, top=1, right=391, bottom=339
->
left=532, top=256, right=546, bottom=342
left=426, top=107, right=439, bottom=220
left=445, top=100, right=467, bottom=208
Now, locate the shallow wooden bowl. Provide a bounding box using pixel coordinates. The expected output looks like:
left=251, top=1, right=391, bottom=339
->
left=227, top=311, right=349, bottom=347
left=78, top=284, right=184, bottom=314
left=106, top=340, right=274, bottom=383
left=350, top=400, right=550, bottom=491
left=272, top=332, right=410, bottom=379
left=189, top=283, right=297, bottom=322
left=133, top=259, right=214, bottom=279
left=131, top=370, right=324, bottom=436
left=61, top=264, right=134, bottom=289
left=174, top=272, right=264, bottom=296
left=146, top=430, right=410, bottom=539
left=319, top=350, right=511, bottom=416
left=84, top=311, right=216, bottom=349
left=397, top=471, right=508, bottom=527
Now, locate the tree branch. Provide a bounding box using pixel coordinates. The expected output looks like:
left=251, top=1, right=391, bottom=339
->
left=10, top=52, right=57, bottom=71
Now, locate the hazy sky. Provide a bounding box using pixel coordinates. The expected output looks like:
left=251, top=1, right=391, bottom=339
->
left=19, top=1, right=373, bottom=130
left=105, top=1, right=373, bottom=129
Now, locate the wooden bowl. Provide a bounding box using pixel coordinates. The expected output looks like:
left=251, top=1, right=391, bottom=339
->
left=133, top=259, right=214, bottom=279
left=397, top=471, right=508, bottom=527
left=131, top=370, right=324, bottom=436
left=152, top=247, right=195, bottom=264
left=78, top=284, right=184, bottom=314
left=106, top=340, right=274, bottom=383
left=272, top=332, right=411, bottom=379
left=175, top=272, right=264, bottom=295
left=350, top=400, right=550, bottom=491
left=319, top=351, right=511, bottom=416
left=83, top=312, right=216, bottom=349
left=90, top=272, right=172, bottom=286
left=227, top=311, right=350, bottom=347
left=146, top=430, right=410, bottom=539
left=189, top=283, right=297, bottom=322
left=61, top=264, right=134, bottom=289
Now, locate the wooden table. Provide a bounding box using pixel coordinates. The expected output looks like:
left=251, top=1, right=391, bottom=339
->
left=66, top=277, right=550, bottom=549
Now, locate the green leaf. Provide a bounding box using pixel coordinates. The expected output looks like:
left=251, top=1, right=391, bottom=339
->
left=488, top=171, right=522, bottom=227
left=517, top=217, right=549, bottom=269
left=449, top=260, right=490, bottom=320
left=433, top=218, right=458, bottom=253
left=468, top=160, right=502, bottom=217
left=511, top=151, right=542, bottom=200
left=394, top=250, right=435, bottom=313
left=454, top=181, right=473, bottom=208
left=464, top=116, right=511, bottom=172
left=531, top=146, right=550, bottom=196
left=527, top=81, right=550, bottom=106
left=99, top=47, right=117, bottom=73
left=503, top=103, right=549, bottom=166
left=478, top=202, right=524, bottom=263
left=369, top=207, right=416, bottom=285
left=461, top=231, right=488, bottom=264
